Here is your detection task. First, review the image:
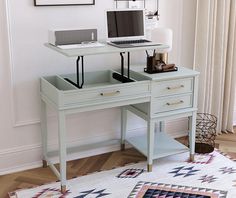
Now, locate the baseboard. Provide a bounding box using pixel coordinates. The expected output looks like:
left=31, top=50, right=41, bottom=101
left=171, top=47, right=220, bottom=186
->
left=0, top=118, right=187, bottom=175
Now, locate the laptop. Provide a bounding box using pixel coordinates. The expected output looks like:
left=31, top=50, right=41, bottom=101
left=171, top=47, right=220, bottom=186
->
left=106, top=9, right=160, bottom=48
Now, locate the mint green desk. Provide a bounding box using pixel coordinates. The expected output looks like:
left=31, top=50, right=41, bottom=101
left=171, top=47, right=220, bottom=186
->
left=40, top=43, right=199, bottom=193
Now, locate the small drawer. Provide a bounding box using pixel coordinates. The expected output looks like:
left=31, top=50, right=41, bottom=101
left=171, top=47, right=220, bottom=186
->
left=152, top=94, right=192, bottom=114
left=152, top=78, right=193, bottom=97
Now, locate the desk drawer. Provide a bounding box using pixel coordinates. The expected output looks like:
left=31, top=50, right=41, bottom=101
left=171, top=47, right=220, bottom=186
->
left=62, top=82, right=150, bottom=107
left=152, top=94, right=192, bottom=114
left=152, top=78, right=193, bottom=97
left=41, top=70, right=150, bottom=109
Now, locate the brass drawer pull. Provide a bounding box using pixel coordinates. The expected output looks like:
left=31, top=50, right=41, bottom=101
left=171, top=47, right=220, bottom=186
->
left=100, top=91, right=120, bottom=97
left=166, top=100, right=184, bottom=106
left=166, top=85, right=184, bottom=90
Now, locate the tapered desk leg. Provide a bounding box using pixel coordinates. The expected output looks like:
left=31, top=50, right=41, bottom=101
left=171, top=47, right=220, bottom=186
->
left=41, top=99, right=48, bottom=168
left=147, top=119, right=155, bottom=172
left=189, top=112, right=197, bottom=162
left=121, top=107, right=127, bottom=151
left=58, top=111, right=67, bottom=193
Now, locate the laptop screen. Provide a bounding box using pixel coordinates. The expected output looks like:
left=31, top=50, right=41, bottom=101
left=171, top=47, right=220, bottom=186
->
left=106, top=10, right=144, bottom=39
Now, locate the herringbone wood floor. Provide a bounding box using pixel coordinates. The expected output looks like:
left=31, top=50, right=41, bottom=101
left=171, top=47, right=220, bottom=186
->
left=0, top=148, right=146, bottom=198
left=1, top=134, right=236, bottom=198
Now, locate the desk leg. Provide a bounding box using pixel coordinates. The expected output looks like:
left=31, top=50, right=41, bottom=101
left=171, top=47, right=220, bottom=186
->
left=147, top=119, right=155, bottom=172
left=121, top=107, right=127, bottom=151
left=41, top=99, right=48, bottom=168
left=58, top=111, right=67, bottom=193
left=189, top=112, right=197, bottom=162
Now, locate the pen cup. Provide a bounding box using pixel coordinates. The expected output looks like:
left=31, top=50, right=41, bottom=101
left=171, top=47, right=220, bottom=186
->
left=146, top=56, right=156, bottom=72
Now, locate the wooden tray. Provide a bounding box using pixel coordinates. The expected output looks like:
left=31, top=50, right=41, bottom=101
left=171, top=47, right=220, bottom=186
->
left=144, top=66, right=178, bottom=74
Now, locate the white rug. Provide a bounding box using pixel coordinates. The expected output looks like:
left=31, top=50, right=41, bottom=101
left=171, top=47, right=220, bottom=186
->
left=9, top=150, right=236, bottom=198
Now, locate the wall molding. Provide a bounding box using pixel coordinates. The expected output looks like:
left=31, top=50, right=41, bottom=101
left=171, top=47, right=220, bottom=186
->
left=0, top=144, right=41, bottom=156
left=5, top=0, right=41, bottom=128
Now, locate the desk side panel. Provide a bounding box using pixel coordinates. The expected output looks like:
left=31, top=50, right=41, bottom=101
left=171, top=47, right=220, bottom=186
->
left=40, top=76, right=77, bottom=107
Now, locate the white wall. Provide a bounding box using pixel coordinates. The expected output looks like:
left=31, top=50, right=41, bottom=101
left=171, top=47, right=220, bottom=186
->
left=181, top=0, right=197, bottom=67
left=0, top=0, right=197, bottom=174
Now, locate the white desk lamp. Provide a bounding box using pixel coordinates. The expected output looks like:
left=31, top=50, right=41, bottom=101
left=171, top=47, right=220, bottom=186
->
left=151, top=28, right=173, bottom=64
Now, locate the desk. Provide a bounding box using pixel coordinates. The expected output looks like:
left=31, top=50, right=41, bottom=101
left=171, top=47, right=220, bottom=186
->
left=40, top=43, right=199, bottom=193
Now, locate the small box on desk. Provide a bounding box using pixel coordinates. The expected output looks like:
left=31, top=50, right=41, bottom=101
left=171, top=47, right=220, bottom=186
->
left=48, top=29, right=97, bottom=46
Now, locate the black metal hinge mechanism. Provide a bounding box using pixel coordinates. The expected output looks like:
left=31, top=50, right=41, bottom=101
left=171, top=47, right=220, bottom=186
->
left=64, top=56, right=84, bottom=89
left=64, top=52, right=133, bottom=89
left=112, top=52, right=134, bottom=83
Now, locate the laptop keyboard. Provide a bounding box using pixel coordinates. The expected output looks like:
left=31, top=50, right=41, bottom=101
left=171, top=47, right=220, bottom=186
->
left=111, top=39, right=151, bottom=45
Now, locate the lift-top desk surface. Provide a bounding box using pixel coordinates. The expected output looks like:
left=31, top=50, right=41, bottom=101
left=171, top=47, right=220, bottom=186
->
left=45, top=43, right=169, bottom=57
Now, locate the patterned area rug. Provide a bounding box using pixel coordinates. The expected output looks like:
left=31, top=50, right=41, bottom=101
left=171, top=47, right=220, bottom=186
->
left=9, top=150, right=236, bottom=198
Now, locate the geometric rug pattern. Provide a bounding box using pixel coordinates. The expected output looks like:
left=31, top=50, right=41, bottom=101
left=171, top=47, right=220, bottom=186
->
left=9, top=150, right=236, bottom=198
left=168, top=166, right=200, bottom=177
left=129, top=181, right=228, bottom=198
left=32, top=188, right=70, bottom=198
left=198, top=175, right=218, bottom=183
left=74, top=189, right=110, bottom=198
left=117, top=169, right=144, bottom=178
left=187, top=153, right=215, bottom=164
